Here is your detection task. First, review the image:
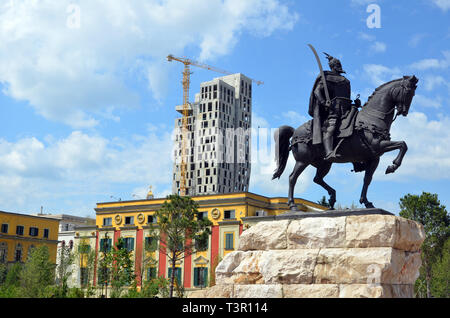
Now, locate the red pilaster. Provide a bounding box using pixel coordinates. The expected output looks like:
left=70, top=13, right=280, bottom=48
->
left=135, top=229, right=143, bottom=286
left=210, top=225, right=219, bottom=269
left=158, top=233, right=167, bottom=278
left=239, top=223, right=243, bottom=235
left=114, top=229, right=121, bottom=246
left=93, top=231, right=99, bottom=286
left=184, top=238, right=192, bottom=288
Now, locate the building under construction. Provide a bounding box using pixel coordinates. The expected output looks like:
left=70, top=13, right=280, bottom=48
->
left=172, top=73, right=253, bottom=196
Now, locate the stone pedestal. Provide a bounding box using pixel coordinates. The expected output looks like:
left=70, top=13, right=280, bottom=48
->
left=191, top=209, right=425, bottom=298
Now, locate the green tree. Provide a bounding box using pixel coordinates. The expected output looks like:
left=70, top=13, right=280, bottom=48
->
left=55, top=243, right=75, bottom=297
left=74, top=240, right=96, bottom=297
left=97, top=232, right=112, bottom=298
left=109, top=237, right=135, bottom=298
left=317, top=196, right=331, bottom=208
left=0, top=262, right=22, bottom=298
left=19, top=245, right=55, bottom=298
left=431, top=237, right=450, bottom=297
left=399, top=192, right=450, bottom=298
left=150, top=194, right=212, bottom=298
left=4, top=262, right=22, bottom=287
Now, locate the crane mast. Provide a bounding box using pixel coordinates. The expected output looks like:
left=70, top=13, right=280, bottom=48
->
left=167, top=54, right=263, bottom=196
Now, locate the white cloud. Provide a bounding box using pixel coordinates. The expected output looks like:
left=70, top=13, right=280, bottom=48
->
left=408, top=33, right=428, bottom=48
left=410, top=51, right=450, bottom=70
left=376, top=112, right=450, bottom=180
left=432, top=0, right=450, bottom=11
left=0, top=0, right=298, bottom=128
left=0, top=129, right=175, bottom=213
left=370, top=41, right=387, bottom=53
left=362, top=64, right=402, bottom=87
left=423, top=75, right=446, bottom=91
left=413, top=94, right=442, bottom=108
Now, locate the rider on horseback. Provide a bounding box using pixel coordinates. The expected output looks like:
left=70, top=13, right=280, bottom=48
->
left=309, top=53, right=361, bottom=161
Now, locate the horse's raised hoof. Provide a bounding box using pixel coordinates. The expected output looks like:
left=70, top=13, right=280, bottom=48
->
left=385, top=164, right=398, bottom=174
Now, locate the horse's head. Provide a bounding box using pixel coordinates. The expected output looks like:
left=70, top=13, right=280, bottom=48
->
left=392, top=75, right=418, bottom=117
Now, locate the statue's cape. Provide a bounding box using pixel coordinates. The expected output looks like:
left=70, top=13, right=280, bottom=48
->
left=309, top=72, right=332, bottom=145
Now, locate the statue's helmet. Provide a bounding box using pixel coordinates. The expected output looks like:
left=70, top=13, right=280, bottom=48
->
left=324, top=52, right=345, bottom=74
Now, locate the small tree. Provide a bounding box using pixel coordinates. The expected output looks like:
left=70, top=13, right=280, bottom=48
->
left=74, top=240, right=96, bottom=297
left=150, top=194, right=212, bottom=298
left=109, top=237, right=135, bottom=298
left=431, top=237, right=450, bottom=297
left=55, top=242, right=75, bottom=297
left=98, top=232, right=112, bottom=298
left=317, top=196, right=331, bottom=208
left=399, top=192, right=449, bottom=298
left=19, top=245, right=55, bottom=298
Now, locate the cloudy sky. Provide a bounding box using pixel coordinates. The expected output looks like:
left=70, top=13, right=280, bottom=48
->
left=0, top=0, right=449, bottom=218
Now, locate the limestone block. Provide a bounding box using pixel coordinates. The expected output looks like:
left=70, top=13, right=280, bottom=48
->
left=313, top=248, right=422, bottom=285
left=216, top=251, right=263, bottom=284
left=233, top=284, right=283, bottom=298
left=338, top=284, right=385, bottom=298
left=394, top=217, right=425, bottom=251
left=258, top=250, right=319, bottom=284
left=345, top=215, right=425, bottom=251
left=205, top=284, right=234, bottom=298
left=239, top=220, right=290, bottom=251
left=215, top=251, right=244, bottom=274
left=216, top=250, right=319, bottom=285
left=338, top=284, right=414, bottom=298
left=287, top=217, right=346, bottom=249
left=282, top=284, right=339, bottom=298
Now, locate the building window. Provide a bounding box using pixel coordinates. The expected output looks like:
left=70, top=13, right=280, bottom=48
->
left=43, top=229, right=49, bottom=239
left=147, top=215, right=157, bottom=224
left=80, top=268, right=89, bottom=287
left=168, top=267, right=182, bottom=285
left=225, top=233, right=234, bottom=250
left=197, top=212, right=207, bottom=220
left=145, top=236, right=157, bottom=252
left=103, top=217, right=112, bottom=226
left=193, top=267, right=208, bottom=287
left=224, top=210, right=235, bottom=219
left=124, top=216, right=134, bottom=225
left=16, top=225, right=24, bottom=236
left=29, top=227, right=39, bottom=237
left=123, top=237, right=135, bottom=252
left=195, top=236, right=208, bottom=251
left=147, top=267, right=157, bottom=280
left=1, top=223, right=8, bottom=234
left=78, top=243, right=91, bottom=254
left=15, top=243, right=23, bottom=262
left=0, top=242, right=7, bottom=263
left=99, top=238, right=112, bottom=253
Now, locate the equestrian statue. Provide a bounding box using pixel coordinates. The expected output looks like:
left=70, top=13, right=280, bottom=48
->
left=273, top=44, right=418, bottom=210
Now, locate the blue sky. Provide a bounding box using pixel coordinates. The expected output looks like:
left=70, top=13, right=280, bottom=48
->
left=0, top=0, right=449, bottom=218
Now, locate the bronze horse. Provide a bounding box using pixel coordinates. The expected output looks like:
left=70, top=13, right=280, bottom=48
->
left=273, top=76, right=418, bottom=210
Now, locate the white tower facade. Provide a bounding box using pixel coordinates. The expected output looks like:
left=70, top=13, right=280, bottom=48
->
left=172, top=73, right=252, bottom=196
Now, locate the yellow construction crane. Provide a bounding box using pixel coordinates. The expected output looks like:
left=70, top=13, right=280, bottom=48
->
left=167, top=54, right=263, bottom=196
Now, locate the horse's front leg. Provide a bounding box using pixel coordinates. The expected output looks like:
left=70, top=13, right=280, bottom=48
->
left=379, top=140, right=408, bottom=174
left=288, top=161, right=308, bottom=211
left=359, top=158, right=380, bottom=209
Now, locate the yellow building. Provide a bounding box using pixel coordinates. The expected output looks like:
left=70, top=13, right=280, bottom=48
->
left=0, top=210, right=60, bottom=265
left=92, top=192, right=326, bottom=290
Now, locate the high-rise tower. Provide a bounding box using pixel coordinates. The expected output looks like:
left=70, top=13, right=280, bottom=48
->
left=172, top=73, right=252, bottom=196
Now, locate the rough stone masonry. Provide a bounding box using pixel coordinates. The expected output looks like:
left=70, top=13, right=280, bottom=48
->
left=190, top=210, right=425, bottom=298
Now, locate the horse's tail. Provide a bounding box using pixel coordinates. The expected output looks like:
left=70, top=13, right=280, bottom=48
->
left=272, top=125, right=295, bottom=180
